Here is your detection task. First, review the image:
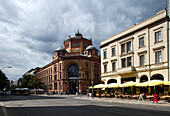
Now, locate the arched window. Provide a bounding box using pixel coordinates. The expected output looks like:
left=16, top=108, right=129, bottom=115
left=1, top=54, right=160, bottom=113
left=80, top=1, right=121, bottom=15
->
left=140, top=75, right=148, bottom=82
left=68, top=64, right=79, bottom=78
left=101, top=81, right=105, bottom=84
left=151, top=74, right=164, bottom=81
left=108, top=79, right=117, bottom=84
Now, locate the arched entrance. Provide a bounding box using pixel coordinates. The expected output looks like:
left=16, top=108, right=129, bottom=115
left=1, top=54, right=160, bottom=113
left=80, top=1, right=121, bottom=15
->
left=108, top=79, right=117, bottom=84
left=150, top=74, right=164, bottom=94
left=140, top=75, right=148, bottom=82
left=68, top=64, right=79, bottom=94
left=151, top=74, right=164, bottom=81
left=139, top=75, right=148, bottom=94
left=101, top=81, right=105, bottom=84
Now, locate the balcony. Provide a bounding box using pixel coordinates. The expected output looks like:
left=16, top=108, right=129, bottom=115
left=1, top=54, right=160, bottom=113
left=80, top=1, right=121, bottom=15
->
left=117, top=66, right=136, bottom=74
left=150, top=61, right=168, bottom=70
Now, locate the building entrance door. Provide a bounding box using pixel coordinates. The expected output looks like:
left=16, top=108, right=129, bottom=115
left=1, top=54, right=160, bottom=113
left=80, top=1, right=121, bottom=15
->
left=68, top=64, right=79, bottom=94
left=69, top=79, right=79, bottom=94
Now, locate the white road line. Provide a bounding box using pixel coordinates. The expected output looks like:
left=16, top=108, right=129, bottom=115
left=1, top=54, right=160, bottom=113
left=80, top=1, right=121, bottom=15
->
left=1, top=102, right=8, bottom=116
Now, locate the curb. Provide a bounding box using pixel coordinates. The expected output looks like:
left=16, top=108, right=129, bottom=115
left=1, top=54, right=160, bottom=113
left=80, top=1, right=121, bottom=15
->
left=75, top=96, right=170, bottom=107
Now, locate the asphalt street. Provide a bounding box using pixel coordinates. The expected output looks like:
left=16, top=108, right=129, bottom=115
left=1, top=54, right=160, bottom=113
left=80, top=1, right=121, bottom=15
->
left=0, top=95, right=170, bottom=116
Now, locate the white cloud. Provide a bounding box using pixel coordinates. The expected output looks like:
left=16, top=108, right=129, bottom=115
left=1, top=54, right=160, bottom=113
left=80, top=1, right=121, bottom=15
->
left=0, top=0, right=166, bottom=80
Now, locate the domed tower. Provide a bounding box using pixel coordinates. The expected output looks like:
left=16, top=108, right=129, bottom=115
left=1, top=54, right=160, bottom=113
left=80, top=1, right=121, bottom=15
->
left=64, top=30, right=92, bottom=54
left=53, top=46, right=68, bottom=59
left=84, top=45, right=98, bottom=57
left=35, top=31, right=101, bottom=95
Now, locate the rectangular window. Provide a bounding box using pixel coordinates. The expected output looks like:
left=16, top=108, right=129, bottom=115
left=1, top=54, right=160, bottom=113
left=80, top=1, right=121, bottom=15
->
left=127, top=41, right=131, bottom=52
left=54, top=67, right=57, bottom=72
left=95, top=74, right=99, bottom=79
left=140, top=55, right=145, bottom=66
left=104, top=64, right=107, bottom=73
left=112, top=62, right=116, bottom=71
left=121, top=44, right=125, bottom=54
left=104, top=51, right=107, bottom=59
left=95, top=74, right=96, bottom=79
left=155, top=31, right=161, bottom=43
left=79, top=73, right=81, bottom=77
left=86, top=72, right=89, bottom=79
left=54, top=83, right=57, bottom=90
left=139, top=37, right=144, bottom=48
left=127, top=57, right=131, bottom=67
left=60, top=73, right=61, bottom=79
left=60, top=63, right=61, bottom=70
left=54, top=75, right=57, bottom=80
left=94, top=65, right=96, bottom=70
left=112, top=47, right=115, bottom=56
left=86, top=63, right=88, bottom=69
left=121, top=58, right=126, bottom=68
left=155, top=51, right=162, bottom=63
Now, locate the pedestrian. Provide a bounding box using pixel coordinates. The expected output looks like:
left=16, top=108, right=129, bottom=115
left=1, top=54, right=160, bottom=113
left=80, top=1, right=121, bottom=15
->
left=153, top=92, right=158, bottom=103
left=115, top=90, right=118, bottom=99
left=86, top=89, right=89, bottom=96
left=138, top=92, right=144, bottom=101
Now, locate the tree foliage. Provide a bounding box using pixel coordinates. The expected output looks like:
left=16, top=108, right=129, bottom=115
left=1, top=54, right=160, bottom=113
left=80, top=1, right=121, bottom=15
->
left=28, top=76, right=44, bottom=95
left=28, top=76, right=43, bottom=89
left=20, top=74, right=43, bottom=91
left=20, top=74, right=34, bottom=88
left=0, top=70, right=8, bottom=91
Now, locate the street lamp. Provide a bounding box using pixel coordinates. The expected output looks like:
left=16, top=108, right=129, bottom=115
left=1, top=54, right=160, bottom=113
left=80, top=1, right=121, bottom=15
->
left=0, top=66, right=12, bottom=70
left=90, top=58, right=94, bottom=99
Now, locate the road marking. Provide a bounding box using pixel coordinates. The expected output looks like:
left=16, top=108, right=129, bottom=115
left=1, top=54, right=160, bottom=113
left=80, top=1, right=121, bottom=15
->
left=1, top=102, right=8, bottom=116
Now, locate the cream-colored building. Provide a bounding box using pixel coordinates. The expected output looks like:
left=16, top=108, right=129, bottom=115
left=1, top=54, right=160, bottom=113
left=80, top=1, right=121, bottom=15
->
left=99, top=9, right=170, bottom=85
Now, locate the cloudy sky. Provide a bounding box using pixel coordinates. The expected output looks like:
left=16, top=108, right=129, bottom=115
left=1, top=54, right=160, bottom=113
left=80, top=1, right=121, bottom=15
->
left=0, top=0, right=166, bottom=81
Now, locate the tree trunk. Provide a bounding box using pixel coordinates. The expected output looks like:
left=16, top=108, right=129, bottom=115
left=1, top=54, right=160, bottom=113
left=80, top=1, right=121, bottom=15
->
left=34, top=87, right=37, bottom=95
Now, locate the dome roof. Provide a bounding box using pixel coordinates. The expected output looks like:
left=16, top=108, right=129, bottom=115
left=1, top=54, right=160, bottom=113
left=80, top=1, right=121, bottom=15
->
left=86, top=45, right=97, bottom=50
left=55, top=46, right=67, bottom=52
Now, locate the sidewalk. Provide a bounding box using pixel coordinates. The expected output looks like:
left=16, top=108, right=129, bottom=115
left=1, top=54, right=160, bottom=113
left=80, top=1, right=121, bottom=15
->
left=0, top=102, right=4, bottom=116
left=75, top=95, right=170, bottom=107
left=0, top=95, right=4, bottom=116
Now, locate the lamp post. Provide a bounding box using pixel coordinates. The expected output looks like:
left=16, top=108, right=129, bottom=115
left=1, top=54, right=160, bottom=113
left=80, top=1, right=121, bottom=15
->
left=90, top=58, right=94, bottom=99
left=0, top=66, right=12, bottom=71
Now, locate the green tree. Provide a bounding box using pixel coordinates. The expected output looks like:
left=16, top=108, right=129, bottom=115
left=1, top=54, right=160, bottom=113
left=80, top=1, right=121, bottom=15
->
left=20, top=74, right=33, bottom=88
left=0, top=70, right=8, bottom=91
left=28, top=76, right=43, bottom=95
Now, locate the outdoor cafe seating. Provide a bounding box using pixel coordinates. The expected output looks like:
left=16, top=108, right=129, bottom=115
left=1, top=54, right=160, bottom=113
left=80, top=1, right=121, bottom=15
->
left=89, top=80, right=170, bottom=101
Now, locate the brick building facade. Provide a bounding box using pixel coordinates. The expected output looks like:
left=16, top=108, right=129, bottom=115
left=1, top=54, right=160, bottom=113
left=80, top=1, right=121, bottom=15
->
left=35, top=31, right=101, bottom=94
